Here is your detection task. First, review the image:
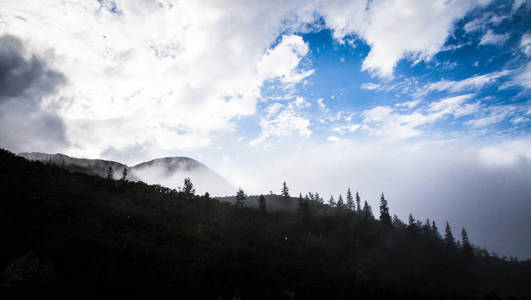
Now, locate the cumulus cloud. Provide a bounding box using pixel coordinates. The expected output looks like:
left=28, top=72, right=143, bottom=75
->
left=0, top=34, right=68, bottom=153
left=319, top=0, right=489, bottom=78
left=1, top=0, right=315, bottom=158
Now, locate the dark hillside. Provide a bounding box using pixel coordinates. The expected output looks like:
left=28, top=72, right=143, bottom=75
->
left=0, top=149, right=530, bottom=299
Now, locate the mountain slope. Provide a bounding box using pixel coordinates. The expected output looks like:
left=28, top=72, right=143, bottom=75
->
left=17, top=152, right=234, bottom=196
left=1, top=149, right=531, bottom=299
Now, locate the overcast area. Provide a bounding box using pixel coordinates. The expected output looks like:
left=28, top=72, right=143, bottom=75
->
left=0, top=0, right=530, bottom=259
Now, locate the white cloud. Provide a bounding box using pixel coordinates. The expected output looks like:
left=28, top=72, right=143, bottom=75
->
left=512, top=61, right=531, bottom=89
left=416, top=71, right=508, bottom=96
left=361, top=82, right=381, bottom=90
left=332, top=124, right=361, bottom=135
left=395, top=100, right=420, bottom=109
left=479, top=139, right=531, bottom=167
left=250, top=105, right=311, bottom=146
left=361, top=94, right=476, bottom=139
left=479, top=29, right=510, bottom=46
left=257, top=34, right=314, bottom=86
left=521, top=33, right=531, bottom=56
left=319, top=0, right=490, bottom=78
left=1, top=0, right=315, bottom=158
left=292, top=96, right=311, bottom=108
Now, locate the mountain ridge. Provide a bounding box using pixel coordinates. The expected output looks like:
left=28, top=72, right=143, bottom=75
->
left=18, top=152, right=234, bottom=196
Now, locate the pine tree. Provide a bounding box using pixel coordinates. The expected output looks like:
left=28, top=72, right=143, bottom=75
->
left=106, top=166, right=113, bottom=180
left=362, top=201, right=374, bottom=219
left=258, top=194, right=266, bottom=212
left=314, top=192, right=323, bottom=203
left=462, top=228, right=473, bottom=255
left=235, top=188, right=246, bottom=208
left=329, top=195, right=336, bottom=207
left=379, top=193, right=392, bottom=226
left=121, top=168, right=127, bottom=181
left=431, top=220, right=438, bottom=235
left=346, top=188, right=354, bottom=211
left=355, top=191, right=361, bottom=212
left=337, top=194, right=344, bottom=208
left=444, top=222, right=455, bottom=247
left=281, top=181, right=290, bottom=200
left=183, top=177, right=195, bottom=195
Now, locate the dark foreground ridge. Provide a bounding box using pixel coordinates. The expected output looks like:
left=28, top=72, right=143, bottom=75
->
left=1, top=149, right=530, bottom=299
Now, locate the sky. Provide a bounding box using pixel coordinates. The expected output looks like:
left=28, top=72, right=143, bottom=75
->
left=1, top=0, right=530, bottom=259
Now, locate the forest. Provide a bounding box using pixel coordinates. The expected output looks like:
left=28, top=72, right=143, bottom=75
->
left=0, top=148, right=530, bottom=300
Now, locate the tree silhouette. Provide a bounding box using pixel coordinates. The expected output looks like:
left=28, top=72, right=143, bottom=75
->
left=362, top=201, right=374, bottom=219
left=462, top=228, right=473, bottom=255
left=106, top=166, right=113, bottom=180
left=235, top=188, right=246, bottom=208
left=183, top=177, right=195, bottom=196
left=355, top=191, right=361, bottom=212
left=444, top=222, right=455, bottom=247
left=329, top=195, right=336, bottom=207
left=258, top=194, right=266, bottom=212
left=121, top=167, right=127, bottom=181
left=337, top=194, right=344, bottom=208
left=281, top=181, right=290, bottom=200
left=346, top=188, right=354, bottom=211
left=379, top=193, right=392, bottom=226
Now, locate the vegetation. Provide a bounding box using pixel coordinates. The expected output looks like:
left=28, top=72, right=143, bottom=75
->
left=0, top=149, right=530, bottom=299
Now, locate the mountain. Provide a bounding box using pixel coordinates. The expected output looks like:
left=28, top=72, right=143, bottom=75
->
left=17, top=152, right=234, bottom=196
left=1, top=148, right=530, bottom=299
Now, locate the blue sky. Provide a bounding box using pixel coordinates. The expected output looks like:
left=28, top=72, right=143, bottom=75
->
left=1, top=0, right=530, bottom=258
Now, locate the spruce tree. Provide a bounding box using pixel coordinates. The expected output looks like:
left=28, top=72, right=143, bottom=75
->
left=355, top=191, right=361, bottom=212
left=462, top=228, right=473, bottom=255
left=235, top=188, right=246, bottom=208
left=431, top=220, right=438, bottom=235
left=444, top=222, right=455, bottom=246
left=329, top=195, right=336, bottom=207
left=362, top=201, right=374, bottom=219
left=121, top=167, right=127, bottom=181
left=183, top=177, right=195, bottom=196
left=337, top=194, right=344, bottom=208
left=106, top=166, right=113, bottom=180
left=346, top=188, right=354, bottom=211
left=258, top=194, right=266, bottom=212
left=379, top=193, right=392, bottom=226
left=281, top=181, right=290, bottom=200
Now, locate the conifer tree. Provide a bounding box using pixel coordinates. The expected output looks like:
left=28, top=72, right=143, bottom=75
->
left=346, top=188, right=354, bottom=211
left=315, top=192, right=321, bottom=203
left=329, top=195, right=336, bottom=207
left=355, top=191, right=361, bottom=212
left=121, top=167, right=127, bottom=181
left=379, top=193, right=392, bottom=226
left=462, top=228, right=473, bottom=254
left=432, top=220, right=438, bottom=234
left=258, top=194, right=266, bottom=212
left=444, top=222, right=455, bottom=246
left=337, top=194, right=344, bottom=208
left=281, top=181, right=290, bottom=200
left=235, top=188, right=246, bottom=208
left=107, top=166, right=113, bottom=180
left=183, top=177, right=195, bottom=196
left=362, top=201, right=374, bottom=219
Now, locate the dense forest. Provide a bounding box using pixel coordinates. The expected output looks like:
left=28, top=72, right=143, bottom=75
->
left=0, top=149, right=530, bottom=300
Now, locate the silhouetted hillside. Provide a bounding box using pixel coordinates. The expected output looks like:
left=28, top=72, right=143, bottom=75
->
left=1, top=149, right=530, bottom=300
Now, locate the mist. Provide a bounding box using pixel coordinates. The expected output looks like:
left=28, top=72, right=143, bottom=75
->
left=215, top=138, right=531, bottom=259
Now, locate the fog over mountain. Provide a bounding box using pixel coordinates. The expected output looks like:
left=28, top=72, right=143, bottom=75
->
left=18, top=152, right=234, bottom=196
